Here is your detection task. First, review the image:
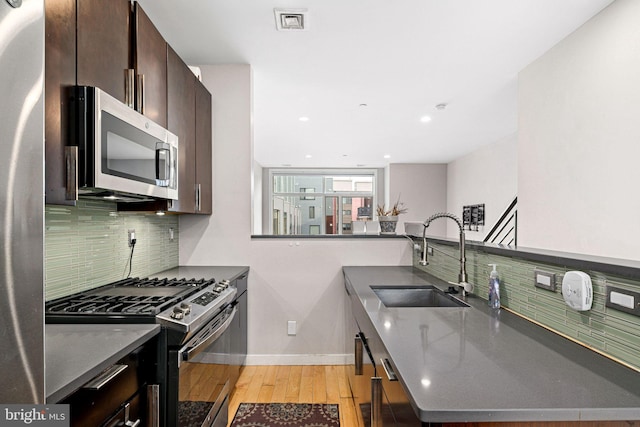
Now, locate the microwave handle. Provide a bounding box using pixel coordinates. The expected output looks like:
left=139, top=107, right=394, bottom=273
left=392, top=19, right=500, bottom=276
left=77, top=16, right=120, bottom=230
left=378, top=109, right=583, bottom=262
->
left=155, top=144, right=171, bottom=187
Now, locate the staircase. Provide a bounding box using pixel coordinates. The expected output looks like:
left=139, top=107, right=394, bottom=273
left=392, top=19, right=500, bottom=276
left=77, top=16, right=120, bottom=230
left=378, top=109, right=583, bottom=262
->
left=483, top=197, right=517, bottom=246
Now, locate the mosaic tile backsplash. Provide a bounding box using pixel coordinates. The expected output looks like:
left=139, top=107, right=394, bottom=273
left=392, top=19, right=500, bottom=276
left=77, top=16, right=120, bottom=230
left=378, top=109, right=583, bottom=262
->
left=45, top=200, right=179, bottom=300
left=414, top=242, right=640, bottom=371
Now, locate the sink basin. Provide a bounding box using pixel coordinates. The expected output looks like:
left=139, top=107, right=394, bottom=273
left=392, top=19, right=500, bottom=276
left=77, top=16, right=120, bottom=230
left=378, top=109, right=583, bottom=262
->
left=371, top=285, right=470, bottom=308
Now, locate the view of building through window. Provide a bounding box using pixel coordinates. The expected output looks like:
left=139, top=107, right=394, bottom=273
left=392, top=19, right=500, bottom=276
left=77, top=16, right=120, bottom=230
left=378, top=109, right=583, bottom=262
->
left=271, top=172, right=376, bottom=235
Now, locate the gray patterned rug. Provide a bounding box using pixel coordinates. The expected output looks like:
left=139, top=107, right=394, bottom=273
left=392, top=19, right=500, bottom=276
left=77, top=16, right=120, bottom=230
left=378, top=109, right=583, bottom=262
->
left=231, top=403, right=340, bottom=426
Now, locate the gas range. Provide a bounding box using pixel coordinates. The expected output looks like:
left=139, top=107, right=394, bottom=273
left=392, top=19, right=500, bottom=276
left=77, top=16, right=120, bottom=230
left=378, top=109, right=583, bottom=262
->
left=45, top=277, right=235, bottom=334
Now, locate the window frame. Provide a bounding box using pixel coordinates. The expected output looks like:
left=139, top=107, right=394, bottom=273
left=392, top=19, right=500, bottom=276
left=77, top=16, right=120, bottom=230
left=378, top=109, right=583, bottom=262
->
left=264, top=168, right=383, bottom=235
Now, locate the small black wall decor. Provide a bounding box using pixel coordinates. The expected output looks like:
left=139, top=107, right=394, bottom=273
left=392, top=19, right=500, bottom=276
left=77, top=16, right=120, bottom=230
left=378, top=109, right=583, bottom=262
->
left=463, top=204, right=485, bottom=231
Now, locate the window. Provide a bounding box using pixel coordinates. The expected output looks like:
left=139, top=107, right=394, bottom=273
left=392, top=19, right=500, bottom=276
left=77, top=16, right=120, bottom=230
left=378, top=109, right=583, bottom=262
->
left=266, top=169, right=379, bottom=235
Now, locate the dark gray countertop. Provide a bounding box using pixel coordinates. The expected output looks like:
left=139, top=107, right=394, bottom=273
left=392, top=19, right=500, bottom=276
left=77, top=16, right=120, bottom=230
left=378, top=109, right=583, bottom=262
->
left=45, top=324, right=160, bottom=403
left=343, top=266, right=640, bottom=423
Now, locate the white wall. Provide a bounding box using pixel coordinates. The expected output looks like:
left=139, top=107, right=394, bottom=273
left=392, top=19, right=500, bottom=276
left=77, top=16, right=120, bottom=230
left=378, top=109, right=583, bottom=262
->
left=388, top=164, right=448, bottom=237
left=446, top=134, right=517, bottom=241
left=180, top=65, right=413, bottom=364
left=518, top=0, right=640, bottom=260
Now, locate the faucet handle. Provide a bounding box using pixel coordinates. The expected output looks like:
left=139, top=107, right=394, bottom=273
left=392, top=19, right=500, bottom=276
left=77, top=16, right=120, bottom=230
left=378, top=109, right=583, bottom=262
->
left=448, top=281, right=474, bottom=294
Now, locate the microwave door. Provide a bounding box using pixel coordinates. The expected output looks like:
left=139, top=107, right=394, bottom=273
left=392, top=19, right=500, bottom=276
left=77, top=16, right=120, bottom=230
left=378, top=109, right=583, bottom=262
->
left=96, top=110, right=171, bottom=199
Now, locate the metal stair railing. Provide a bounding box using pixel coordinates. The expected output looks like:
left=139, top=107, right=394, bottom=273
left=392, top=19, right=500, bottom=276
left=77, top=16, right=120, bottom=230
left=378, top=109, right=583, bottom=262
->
left=483, top=197, right=517, bottom=246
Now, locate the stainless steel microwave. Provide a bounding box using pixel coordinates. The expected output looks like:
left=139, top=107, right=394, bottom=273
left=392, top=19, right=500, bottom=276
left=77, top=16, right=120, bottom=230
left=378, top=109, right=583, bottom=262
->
left=67, top=86, right=178, bottom=201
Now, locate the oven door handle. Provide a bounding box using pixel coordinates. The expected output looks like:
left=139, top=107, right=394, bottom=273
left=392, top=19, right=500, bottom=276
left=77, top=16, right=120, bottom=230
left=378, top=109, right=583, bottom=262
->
left=178, top=305, right=236, bottom=365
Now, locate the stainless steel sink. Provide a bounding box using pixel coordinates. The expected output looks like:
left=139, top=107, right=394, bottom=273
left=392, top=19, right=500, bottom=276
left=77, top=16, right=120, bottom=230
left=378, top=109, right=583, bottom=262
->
left=371, top=285, right=470, bottom=308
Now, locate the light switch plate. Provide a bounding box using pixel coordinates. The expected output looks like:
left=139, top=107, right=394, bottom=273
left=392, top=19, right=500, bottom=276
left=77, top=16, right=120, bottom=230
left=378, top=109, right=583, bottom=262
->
left=606, top=286, right=640, bottom=317
left=534, top=270, right=556, bottom=291
left=287, top=320, right=297, bottom=336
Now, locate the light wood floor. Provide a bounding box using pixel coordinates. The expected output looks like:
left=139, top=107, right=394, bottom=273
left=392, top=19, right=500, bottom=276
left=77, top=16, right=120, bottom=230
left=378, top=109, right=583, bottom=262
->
left=228, top=365, right=361, bottom=426
left=228, top=366, right=640, bottom=427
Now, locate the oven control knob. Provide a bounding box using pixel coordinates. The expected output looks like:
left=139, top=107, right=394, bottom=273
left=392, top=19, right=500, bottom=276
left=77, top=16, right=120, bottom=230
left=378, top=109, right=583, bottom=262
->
left=170, top=307, right=185, bottom=320
left=180, top=302, right=191, bottom=314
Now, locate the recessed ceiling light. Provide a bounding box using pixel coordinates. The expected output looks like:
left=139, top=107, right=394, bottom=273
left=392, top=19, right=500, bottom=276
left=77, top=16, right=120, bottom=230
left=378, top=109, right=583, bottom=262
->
left=383, top=154, right=391, bottom=159
left=305, top=154, right=312, bottom=159
left=420, top=115, right=432, bottom=123
left=359, top=103, right=368, bottom=107
left=299, top=116, right=309, bottom=122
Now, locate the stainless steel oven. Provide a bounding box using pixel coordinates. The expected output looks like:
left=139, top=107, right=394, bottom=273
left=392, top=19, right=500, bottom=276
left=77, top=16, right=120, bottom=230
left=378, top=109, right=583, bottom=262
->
left=158, top=282, right=238, bottom=427
left=168, top=304, right=236, bottom=427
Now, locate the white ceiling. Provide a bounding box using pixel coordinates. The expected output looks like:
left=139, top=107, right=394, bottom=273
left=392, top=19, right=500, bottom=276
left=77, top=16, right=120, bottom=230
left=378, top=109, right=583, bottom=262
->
left=136, top=0, right=614, bottom=168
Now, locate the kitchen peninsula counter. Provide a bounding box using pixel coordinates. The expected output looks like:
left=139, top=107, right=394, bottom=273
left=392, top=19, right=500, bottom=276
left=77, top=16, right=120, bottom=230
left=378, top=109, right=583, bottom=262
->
left=46, top=323, right=160, bottom=403
left=343, top=266, right=640, bottom=423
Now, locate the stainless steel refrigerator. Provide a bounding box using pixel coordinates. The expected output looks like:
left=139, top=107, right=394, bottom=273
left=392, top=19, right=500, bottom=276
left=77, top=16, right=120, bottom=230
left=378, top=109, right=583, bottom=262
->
left=0, top=0, right=45, bottom=403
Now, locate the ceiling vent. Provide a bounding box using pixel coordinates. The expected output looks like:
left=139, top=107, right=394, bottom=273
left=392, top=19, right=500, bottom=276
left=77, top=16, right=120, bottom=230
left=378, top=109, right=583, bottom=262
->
left=274, top=8, right=308, bottom=31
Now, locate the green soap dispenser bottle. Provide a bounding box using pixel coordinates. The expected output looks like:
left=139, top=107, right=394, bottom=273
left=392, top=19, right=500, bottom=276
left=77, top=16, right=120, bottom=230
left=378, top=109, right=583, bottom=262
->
left=488, top=264, right=500, bottom=309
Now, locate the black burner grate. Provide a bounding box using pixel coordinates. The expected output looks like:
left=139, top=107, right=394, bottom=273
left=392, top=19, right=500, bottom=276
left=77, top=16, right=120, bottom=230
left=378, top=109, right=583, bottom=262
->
left=45, top=277, right=216, bottom=320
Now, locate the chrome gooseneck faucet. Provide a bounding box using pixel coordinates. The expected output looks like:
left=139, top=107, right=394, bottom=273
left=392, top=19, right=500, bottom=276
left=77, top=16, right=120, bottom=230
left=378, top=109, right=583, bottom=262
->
left=420, top=212, right=472, bottom=295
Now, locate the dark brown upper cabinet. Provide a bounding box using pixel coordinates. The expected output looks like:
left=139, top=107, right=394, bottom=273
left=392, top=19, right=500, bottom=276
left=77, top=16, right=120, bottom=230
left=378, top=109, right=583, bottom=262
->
left=133, top=3, right=167, bottom=128
left=166, top=47, right=213, bottom=214
left=45, top=0, right=76, bottom=204
left=76, top=0, right=131, bottom=104
left=45, top=0, right=211, bottom=213
left=167, top=45, right=197, bottom=213
left=195, top=79, right=213, bottom=214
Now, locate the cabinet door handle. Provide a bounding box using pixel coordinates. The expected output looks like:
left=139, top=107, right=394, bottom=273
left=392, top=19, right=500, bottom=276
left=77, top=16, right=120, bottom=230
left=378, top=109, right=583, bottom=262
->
left=380, top=358, right=398, bottom=381
left=123, top=402, right=141, bottom=427
left=82, top=364, right=127, bottom=390
left=196, top=184, right=201, bottom=211
left=136, top=74, right=145, bottom=114
left=147, top=384, right=160, bottom=427
left=125, top=69, right=135, bottom=108
left=64, top=146, right=78, bottom=201
left=355, top=335, right=363, bottom=375
left=371, top=377, right=383, bottom=427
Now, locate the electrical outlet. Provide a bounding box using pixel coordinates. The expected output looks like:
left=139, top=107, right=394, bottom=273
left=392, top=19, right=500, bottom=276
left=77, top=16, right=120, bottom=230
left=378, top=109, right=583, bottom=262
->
left=169, top=227, right=174, bottom=241
left=427, top=246, right=433, bottom=256
left=128, top=229, right=136, bottom=247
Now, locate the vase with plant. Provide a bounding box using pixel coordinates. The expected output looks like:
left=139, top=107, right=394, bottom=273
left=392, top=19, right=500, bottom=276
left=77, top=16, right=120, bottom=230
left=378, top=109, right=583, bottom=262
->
left=376, top=196, right=407, bottom=235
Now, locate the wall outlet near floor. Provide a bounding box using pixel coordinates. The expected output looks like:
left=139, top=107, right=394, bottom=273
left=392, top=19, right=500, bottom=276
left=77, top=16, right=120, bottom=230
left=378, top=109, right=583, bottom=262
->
left=128, top=229, right=136, bottom=247
left=169, top=227, right=174, bottom=241
left=287, top=320, right=297, bottom=336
